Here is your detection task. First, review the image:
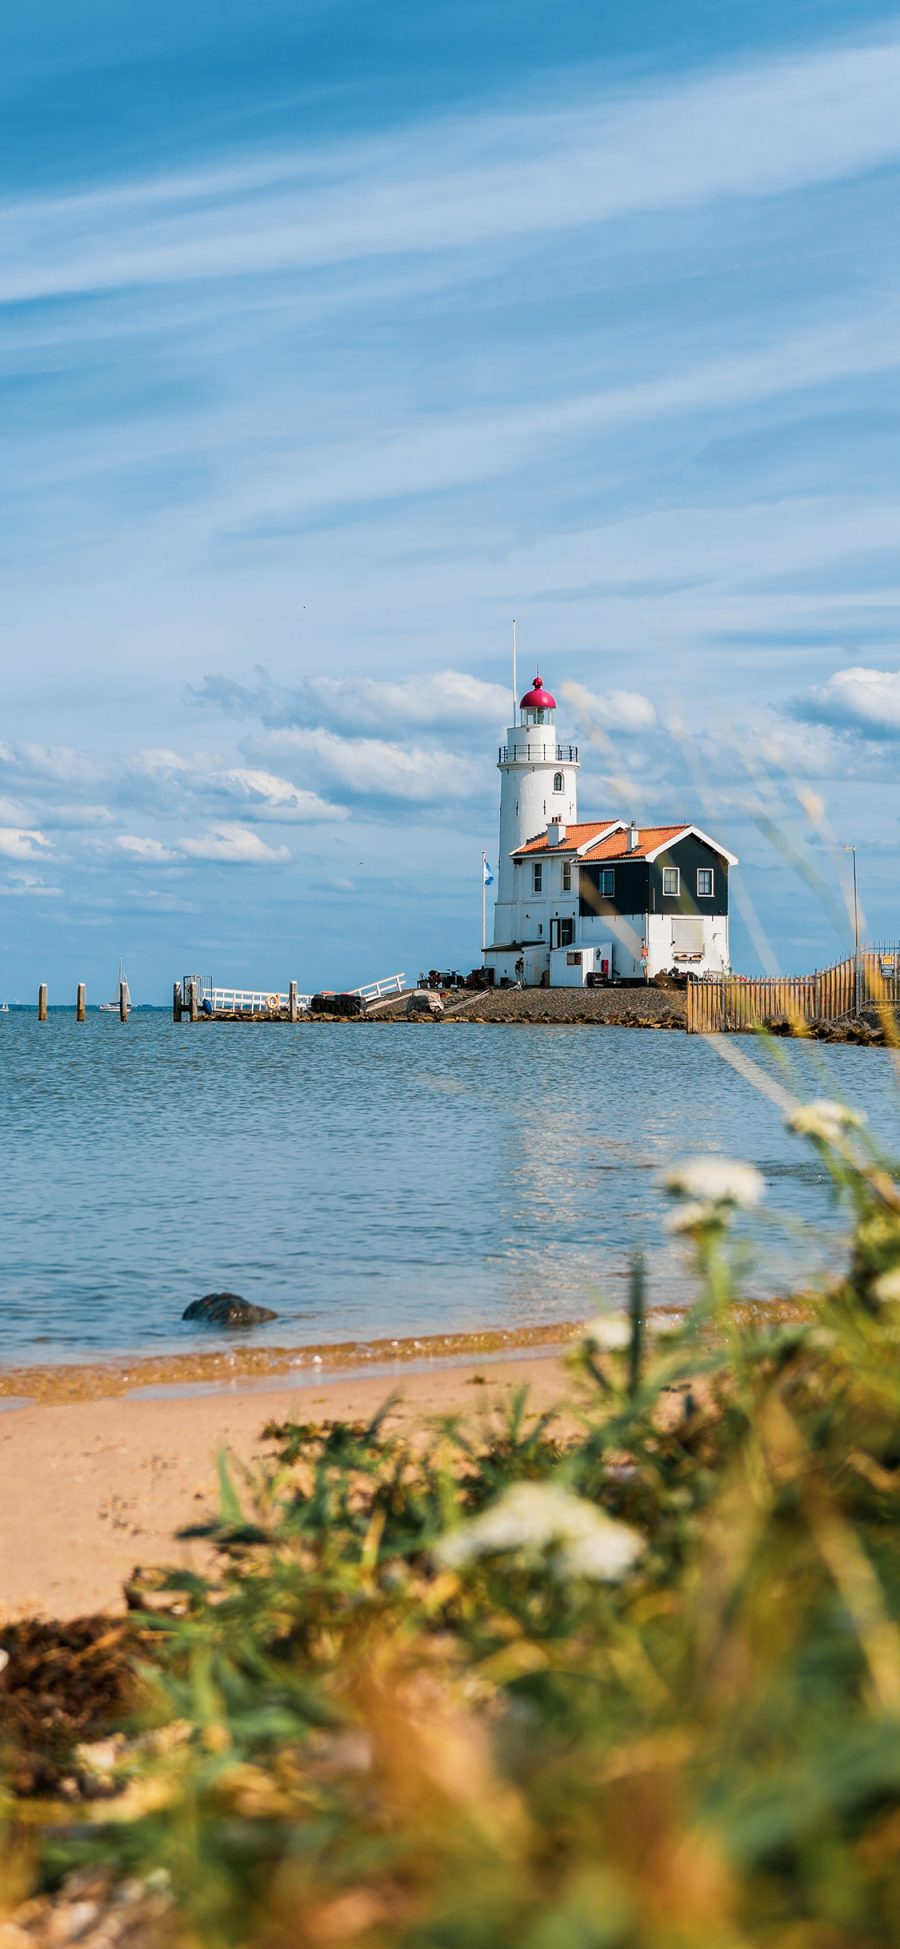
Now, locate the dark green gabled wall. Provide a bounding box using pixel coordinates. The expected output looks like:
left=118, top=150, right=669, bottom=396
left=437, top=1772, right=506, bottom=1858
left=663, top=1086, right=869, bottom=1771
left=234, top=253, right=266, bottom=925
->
left=579, top=835, right=729, bottom=920
left=650, top=836, right=728, bottom=917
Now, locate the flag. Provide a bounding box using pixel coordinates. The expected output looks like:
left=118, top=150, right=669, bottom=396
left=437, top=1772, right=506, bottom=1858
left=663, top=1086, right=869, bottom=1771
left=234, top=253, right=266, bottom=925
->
left=483, top=857, right=494, bottom=886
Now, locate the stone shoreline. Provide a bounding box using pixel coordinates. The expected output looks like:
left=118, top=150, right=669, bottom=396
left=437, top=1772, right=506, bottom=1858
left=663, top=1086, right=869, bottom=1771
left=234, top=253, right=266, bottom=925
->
left=380, top=986, right=687, bottom=1028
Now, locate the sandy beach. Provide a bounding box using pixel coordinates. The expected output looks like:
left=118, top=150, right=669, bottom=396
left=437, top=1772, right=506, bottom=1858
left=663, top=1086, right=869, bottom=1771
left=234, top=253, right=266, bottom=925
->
left=0, top=1336, right=570, bottom=1622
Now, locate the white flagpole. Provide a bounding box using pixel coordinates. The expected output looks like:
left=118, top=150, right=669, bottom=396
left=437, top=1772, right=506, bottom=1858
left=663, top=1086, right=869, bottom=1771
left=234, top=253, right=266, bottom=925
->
left=481, top=851, right=487, bottom=956
left=512, top=618, right=517, bottom=723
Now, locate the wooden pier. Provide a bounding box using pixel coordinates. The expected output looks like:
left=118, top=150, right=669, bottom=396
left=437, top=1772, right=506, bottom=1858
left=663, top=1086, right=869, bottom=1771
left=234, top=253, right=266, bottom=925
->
left=173, top=972, right=408, bottom=1021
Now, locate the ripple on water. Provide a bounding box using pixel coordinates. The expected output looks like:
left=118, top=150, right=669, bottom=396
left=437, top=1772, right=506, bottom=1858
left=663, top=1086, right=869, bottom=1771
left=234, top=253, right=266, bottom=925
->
left=0, top=1013, right=894, bottom=1364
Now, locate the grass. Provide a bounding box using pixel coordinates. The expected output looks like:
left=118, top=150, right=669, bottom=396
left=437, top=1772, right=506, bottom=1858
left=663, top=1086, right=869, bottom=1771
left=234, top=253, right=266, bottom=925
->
left=4, top=1098, right=900, bottom=1947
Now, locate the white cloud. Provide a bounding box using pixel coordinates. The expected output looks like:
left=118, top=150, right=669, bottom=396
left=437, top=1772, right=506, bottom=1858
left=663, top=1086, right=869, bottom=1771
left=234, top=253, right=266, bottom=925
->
left=117, top=835, right=179, bottom=862
left=178, top=822, right=291, bottom=863
left=194, top=669, right=511, bottom=736
left=561, top=680, right=656, bottom=735
left=222, top=767, right=349, bottom=822
left=0, top=826, right=51, bottom=860
left=14, top=745, right=105, bottom=785
left=0, top=872, right=61, bottom=898
left=296, top=670, right=512, bottom=735
left=42, top=802, right=114, bottom=828
left=252, top=725, right=483, bottom=803
left=797, top=666, right=900, bottom=740
left=130, top=747, right=191, bottom=777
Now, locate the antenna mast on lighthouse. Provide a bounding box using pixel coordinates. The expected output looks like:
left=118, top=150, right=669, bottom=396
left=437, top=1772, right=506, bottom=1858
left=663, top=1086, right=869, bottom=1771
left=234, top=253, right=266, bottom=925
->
left=511, top=618, right=518, bottom=724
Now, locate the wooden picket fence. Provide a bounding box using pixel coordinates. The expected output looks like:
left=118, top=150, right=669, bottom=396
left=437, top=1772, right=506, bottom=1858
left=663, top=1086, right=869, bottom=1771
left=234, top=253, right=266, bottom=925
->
left=685, top=948, right=900, bottom=1035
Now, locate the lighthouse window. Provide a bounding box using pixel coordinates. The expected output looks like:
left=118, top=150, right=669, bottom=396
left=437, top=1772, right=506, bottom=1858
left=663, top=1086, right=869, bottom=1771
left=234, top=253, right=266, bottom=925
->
left=532, top=862, right=543, bottom=893
left=562, top=861, right=572, bottom=892
left=553, top=771, right=564, bottom=793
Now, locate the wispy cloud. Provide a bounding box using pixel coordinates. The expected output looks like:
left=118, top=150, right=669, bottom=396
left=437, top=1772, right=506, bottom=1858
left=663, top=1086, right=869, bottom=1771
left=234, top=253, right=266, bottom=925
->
left=4, top=37, right=900, bottom=306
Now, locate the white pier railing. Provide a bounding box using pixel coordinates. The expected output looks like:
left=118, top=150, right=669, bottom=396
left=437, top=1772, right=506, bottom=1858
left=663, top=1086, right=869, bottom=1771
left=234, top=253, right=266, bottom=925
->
left=349, top=972, right=407, bottom=1002
left=184, top=972, right=408, bottom=1016
left=205, top=987, right=313, bottom=1016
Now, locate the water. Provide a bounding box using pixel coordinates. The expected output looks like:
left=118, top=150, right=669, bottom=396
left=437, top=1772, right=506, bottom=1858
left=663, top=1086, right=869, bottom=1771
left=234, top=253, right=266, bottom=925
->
left=0, top=1013, right=895, bottom=1365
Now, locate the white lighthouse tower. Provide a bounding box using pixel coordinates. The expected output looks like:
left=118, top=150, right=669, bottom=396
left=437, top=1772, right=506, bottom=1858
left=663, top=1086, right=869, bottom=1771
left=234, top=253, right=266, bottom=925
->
left=486, top=671, right=579, bottom=976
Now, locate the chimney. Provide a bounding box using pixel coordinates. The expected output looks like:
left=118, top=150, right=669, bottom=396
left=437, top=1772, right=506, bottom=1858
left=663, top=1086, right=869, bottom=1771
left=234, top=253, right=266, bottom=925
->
left=627, top=819, right=639, bottom=853
left=547, top=819, right=566, bottom=847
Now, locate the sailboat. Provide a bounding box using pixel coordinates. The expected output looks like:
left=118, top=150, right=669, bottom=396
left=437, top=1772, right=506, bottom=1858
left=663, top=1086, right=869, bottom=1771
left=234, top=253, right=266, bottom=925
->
left=99, top=958, right=131, bottom=1013
left=0, top=1001, right=8, bottom=1013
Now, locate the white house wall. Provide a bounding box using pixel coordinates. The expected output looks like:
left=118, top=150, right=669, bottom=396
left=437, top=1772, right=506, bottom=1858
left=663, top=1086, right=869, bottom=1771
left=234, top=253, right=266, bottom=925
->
left=645, top=912, right=729, bottom=978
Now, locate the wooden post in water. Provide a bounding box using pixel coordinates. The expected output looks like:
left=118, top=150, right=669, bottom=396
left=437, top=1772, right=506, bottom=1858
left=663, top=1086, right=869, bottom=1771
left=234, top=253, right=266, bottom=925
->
left=289, top=980, right=298, bottom=1022
left=119, top=978, right=129, bottom=1023
left=76, top=983, right=86, bottom=1022
left=37, top=982, right=48, bottom=1022
left=189, top=978, right=199, bottom=1023
left=173, top=981, right=183, bottom=1022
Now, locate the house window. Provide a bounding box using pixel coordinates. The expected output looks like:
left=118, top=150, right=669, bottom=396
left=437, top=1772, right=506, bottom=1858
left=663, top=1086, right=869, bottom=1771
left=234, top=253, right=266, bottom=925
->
left=559, top=918, right=574, bottom=946
left=663, top=867, right=680, bottom=897
left=553, top=771, right=564, bottom=792
left=562, top=860, right=572, bottom=892
left=697, top=867, right=714, bottom=898
left=532, top=862, right=543, bottom=893
left=598, top=867, right=615, bottom=898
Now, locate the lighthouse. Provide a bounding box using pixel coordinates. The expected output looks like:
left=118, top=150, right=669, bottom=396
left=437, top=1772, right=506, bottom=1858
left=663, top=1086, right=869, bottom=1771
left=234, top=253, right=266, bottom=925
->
left=487, top=673, right=580, bottom=974
left=483, top=662, right=738, bottom=989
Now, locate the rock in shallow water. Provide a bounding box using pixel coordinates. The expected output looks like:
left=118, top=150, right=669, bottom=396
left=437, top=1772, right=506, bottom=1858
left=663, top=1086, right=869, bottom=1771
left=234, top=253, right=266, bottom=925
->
left=182, top=1292, right=278, bottom=1326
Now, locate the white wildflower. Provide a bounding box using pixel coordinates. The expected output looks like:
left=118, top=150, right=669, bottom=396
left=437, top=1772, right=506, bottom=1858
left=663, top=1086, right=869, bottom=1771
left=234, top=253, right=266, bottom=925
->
left=786, top=1100, right=866, bottom=1145
left=435, top=1482, right=643, bottom=1584
left=873, top=1267, right=900, bottom=1305
left=581, top=1314, right=631, bottom=1353
left=665, top=1158, right=764, bottom=1210
left=664, top=1200, right=725, bottom=1235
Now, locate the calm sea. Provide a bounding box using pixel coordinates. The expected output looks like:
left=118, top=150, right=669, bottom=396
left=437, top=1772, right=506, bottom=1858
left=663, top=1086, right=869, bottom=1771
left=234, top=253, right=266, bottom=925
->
left=0, top=1012, right=895, bottom=1365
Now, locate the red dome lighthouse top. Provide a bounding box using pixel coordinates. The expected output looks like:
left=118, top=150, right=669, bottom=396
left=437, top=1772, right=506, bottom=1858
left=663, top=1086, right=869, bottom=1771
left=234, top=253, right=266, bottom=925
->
left=520, top=673, right=556, bottom=711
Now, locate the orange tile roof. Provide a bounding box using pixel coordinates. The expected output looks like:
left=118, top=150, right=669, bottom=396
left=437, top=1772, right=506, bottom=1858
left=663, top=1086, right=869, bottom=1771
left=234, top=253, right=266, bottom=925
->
left=513, top=821, right=737, bottom=865
left=514, top=821, right=619, bottom=857
left=584, top=825, right=687, bottom=861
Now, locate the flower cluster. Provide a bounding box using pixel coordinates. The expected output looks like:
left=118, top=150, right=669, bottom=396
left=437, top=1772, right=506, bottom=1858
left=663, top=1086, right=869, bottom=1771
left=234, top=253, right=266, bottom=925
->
left=436, top=1481, right=644, bottom=1584
left=786, top=1100, right=866, bottom=1146
left=581, top=1314, right=631, bottom=1353
left=664, top=1156, right=764, bottom=1235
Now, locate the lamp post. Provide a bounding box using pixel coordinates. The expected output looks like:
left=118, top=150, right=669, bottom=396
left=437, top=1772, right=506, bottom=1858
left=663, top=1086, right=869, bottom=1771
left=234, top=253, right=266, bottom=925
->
left=842, top=844, right=860, bottom=1015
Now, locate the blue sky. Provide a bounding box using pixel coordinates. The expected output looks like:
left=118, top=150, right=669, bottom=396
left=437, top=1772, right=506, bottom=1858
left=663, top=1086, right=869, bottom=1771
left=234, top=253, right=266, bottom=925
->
left=2, top=0, right=899, bottom=999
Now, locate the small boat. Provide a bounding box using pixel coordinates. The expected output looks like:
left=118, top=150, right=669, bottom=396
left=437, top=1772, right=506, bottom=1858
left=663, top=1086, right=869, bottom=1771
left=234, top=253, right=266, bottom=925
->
left=0, top=1001, right=8, bottom=1013
left=99, top=958, right=131, bottom=1013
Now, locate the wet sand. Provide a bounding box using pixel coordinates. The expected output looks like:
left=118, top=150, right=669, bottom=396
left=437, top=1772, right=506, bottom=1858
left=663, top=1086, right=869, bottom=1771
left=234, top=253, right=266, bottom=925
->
left=0, top=1330, right=571, bottom=1622
left=0, top=1319, right=576, bottom=1405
